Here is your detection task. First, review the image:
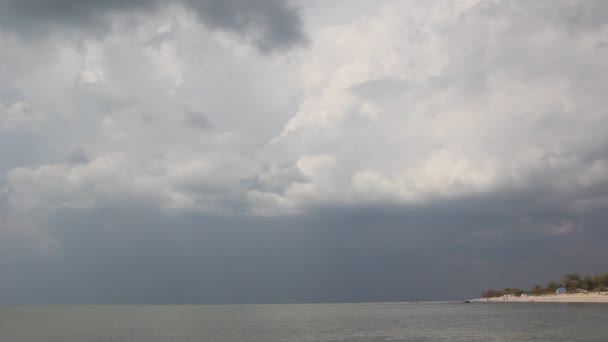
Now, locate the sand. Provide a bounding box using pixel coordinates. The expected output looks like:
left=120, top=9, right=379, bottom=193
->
left=472, top=292, right=608, bottom=303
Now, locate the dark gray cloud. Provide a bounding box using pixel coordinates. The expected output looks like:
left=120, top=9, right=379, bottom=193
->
left=184, top=0, right=308, bottom=52
left=2, top=182, right=607, bottom=305
left=0, top=0, right=162, bottom=36
left=509, top=0, right=608, bottom=31
left=66, top=149, right=89, bottom=165
left=182, top=106, right=213, bottom=130
left=0, top=0, right=307, bottom=51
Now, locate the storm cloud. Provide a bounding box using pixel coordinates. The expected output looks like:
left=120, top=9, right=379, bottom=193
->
left=0, top=0, right=307, bottom=51
left=1, top=0, right=608, bottom=303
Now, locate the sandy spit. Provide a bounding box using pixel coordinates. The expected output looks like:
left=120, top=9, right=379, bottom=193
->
left=471, top=292, right=608, bottom=303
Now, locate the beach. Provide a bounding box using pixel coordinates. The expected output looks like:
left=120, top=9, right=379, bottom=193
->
left=472, top=292, right=608, bottom=303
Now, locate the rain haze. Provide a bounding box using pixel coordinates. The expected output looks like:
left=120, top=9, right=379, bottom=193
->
left=1, top=0, right=608, bottom=304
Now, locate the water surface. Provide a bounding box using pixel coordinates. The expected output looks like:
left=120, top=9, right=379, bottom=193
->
left=1, top=302, right=607, bottom=341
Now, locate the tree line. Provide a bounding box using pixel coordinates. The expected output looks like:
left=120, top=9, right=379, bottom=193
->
left=481, top=272, right=608, bottom=298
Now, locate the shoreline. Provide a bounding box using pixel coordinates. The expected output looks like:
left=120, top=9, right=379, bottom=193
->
left=471, top=292, right=608, bottom=303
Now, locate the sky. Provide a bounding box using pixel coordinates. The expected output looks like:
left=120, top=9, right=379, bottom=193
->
left=1, top=0, right=608, bottom=304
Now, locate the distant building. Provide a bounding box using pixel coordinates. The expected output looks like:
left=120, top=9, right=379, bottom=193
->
left=556, top=287, right=567, bottom=295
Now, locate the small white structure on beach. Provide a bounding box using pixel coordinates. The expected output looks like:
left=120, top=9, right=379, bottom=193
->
left=556, top=287, right=567, bottom=295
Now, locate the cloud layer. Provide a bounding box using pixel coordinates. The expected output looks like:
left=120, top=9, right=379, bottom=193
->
left=1, top=0, right=608, bottom=303
left=0, top=0, right=307, bottom=51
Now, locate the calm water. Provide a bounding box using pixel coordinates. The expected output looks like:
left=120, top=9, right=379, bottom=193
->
left=1, top=302, right=607, bottom=341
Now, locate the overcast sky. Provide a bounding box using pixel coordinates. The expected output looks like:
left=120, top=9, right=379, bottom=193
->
left=1, top=0, right=608, bottom=304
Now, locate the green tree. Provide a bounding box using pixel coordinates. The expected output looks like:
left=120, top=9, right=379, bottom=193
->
left=529, top=285, right=543, bottom=295
left=481, top=289, right=504, bottom=298
left=582, top=275, right=595, bottom=291
left=562, top=273, right=583, bottom=291
left=597, top=273, right=608, bottom=289
left=506, top=288, right=524, bottom=296
left=545, top=281, right=560, bottom=292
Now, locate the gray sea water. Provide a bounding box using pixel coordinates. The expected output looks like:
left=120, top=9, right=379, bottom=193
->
left=1, top=302, right=607, bottom=341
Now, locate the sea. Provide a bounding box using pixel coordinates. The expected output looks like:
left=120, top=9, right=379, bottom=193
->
left=1, top=302, right=607, bottom=341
